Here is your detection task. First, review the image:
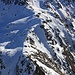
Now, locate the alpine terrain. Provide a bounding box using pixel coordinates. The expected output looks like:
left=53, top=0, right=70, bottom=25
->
left=0, top=0, right=75, bottom=75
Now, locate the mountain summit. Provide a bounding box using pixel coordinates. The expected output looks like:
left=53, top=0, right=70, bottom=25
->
left=0, top=0, right=75, bottom=75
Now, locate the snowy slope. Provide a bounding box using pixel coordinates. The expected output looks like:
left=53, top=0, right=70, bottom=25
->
left=0, top=0, right=75, bottom=75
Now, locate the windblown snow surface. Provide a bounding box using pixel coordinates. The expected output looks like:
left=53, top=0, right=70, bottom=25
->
left=0, top=0, right=75, bottom=75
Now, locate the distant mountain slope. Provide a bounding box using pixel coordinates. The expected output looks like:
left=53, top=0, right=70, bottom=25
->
left=0, top=0, right=75, bottom=75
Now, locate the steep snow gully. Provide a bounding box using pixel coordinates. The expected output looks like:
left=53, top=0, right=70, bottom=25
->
left=0, top=0, right=75, bottom=75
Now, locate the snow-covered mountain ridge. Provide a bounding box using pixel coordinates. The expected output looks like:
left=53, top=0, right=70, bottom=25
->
left=0, top=0, right=75, bottom=75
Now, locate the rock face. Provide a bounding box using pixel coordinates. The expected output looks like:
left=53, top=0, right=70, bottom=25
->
left=1, top=0, right=28, bottom=5
left=0, top=0, right=75, bottom=75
